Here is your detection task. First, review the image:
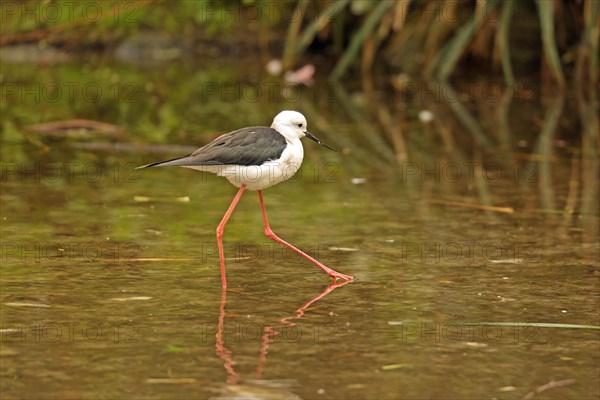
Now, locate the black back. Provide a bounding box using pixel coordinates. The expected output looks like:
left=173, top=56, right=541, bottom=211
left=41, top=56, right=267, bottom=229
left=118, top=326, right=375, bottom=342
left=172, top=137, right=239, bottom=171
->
left=138, top=127, right=288, bottom=168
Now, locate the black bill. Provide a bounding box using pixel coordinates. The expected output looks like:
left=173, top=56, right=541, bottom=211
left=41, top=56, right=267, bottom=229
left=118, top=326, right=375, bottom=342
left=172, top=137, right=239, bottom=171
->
left=305, top=131, right=337, bottom=152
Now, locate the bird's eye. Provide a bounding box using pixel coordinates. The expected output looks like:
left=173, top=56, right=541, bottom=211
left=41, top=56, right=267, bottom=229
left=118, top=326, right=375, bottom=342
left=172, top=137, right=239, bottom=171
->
left=297, top=123, right=303, bottom=128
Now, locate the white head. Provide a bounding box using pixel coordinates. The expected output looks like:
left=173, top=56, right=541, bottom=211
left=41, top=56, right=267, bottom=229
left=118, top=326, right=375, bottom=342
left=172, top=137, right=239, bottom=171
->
left=270, top=110, right=337, bottom=151
left=270, top=110, right=308, bottom=141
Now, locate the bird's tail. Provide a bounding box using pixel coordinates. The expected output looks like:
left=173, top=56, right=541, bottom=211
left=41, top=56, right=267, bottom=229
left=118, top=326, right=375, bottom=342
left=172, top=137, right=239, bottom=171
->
left=136, top=156, right=191, bottom=169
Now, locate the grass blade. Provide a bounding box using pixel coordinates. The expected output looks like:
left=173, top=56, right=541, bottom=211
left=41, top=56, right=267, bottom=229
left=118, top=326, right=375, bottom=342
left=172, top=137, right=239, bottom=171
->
left=535, top=0, right=566, bottom=87
left=329, top=1, right=394, bottom=81
left=499, top=0, right=516, bottom=85
left=295, top=0, right=351, bottom=56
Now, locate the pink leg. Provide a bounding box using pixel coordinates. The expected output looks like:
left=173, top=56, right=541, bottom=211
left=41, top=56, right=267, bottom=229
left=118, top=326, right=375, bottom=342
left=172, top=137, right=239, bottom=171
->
left=217, top=184, right=247, bottom=289
left=257, top=190, right=354, bottom=282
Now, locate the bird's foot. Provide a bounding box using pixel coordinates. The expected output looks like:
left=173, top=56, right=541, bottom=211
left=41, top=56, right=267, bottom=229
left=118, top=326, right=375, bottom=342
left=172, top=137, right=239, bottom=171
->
left=329, top=272, right=354, bottom=282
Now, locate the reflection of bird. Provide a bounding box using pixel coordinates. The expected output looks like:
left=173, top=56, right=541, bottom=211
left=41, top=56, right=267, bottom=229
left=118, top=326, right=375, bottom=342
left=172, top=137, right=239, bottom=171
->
left=212, top=280, right=351, bottom=400
left=138, top=111, right=354, bottom=288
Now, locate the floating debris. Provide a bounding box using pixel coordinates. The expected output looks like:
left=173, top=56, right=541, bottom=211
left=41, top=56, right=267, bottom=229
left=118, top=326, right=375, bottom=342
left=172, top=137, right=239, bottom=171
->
left=123, top=258, right=198, bottom=262
left=381, top=364, right=410, bottom=370
left=351, top=177, right=367, bottom=185
left=166, top=345, right=184, bottom=353
left=134, top=196, right=190, bottom=203
left=522, top=378, right=576, bottom=400
left=490, top=259, right=524, bottom=264
left=145, top=378, right=197, bottom=384
left=464, top=342, right=488, bottom=348
left=109, top=296, right=153, bottom=302
left=5, top=302, right=51, bottom=308
left=328, top=246, right=359, bottom=252
left=346, top=383, right=366, bottom=389
left=496, top=386, right=518, bottom=392
left=429, top=199, right=514, bottom=214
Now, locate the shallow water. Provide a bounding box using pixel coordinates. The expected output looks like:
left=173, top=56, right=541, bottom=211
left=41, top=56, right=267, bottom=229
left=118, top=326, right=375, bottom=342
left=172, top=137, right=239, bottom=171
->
left=1, top=58, right=599, bottom=399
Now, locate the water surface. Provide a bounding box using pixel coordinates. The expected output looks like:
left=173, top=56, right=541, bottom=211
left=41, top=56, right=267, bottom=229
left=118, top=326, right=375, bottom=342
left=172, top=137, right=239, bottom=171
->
left=1, top=58, right=599, bottom=400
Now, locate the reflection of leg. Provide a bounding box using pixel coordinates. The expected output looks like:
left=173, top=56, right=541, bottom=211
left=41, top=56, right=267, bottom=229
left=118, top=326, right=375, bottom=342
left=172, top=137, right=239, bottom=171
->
left=216, top=185, right=247, bottom=289
left=256, top=279, right=351, bottom=378
left=257, top=190, right=354, bottom=282
left=256, top=325, right=277, bottom=378
left=281, top=280, right=352, bottom=325
left=216, top=287, right=239, bottom=384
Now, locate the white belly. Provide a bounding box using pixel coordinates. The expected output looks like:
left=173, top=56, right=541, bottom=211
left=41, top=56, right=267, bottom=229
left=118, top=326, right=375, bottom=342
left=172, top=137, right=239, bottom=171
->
left=183, top=139, right=304, bottom=191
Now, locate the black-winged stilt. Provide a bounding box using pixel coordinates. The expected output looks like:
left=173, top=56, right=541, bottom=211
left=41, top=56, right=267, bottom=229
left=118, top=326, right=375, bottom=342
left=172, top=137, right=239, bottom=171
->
left=137, top=110, right=354, bottom=288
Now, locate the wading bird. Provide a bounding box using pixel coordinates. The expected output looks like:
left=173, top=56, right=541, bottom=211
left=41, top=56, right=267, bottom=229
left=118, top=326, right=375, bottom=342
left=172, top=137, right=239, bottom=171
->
left=138, top=111, right=354, bottom=288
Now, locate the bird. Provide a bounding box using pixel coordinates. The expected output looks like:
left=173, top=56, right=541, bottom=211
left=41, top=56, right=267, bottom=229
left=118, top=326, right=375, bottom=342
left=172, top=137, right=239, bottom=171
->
left=137, top=110, right=354, bottom=289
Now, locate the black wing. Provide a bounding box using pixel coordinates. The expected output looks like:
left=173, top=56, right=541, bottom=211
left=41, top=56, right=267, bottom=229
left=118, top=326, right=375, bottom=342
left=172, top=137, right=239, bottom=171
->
left=137, top=127, right=287, bottom=168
